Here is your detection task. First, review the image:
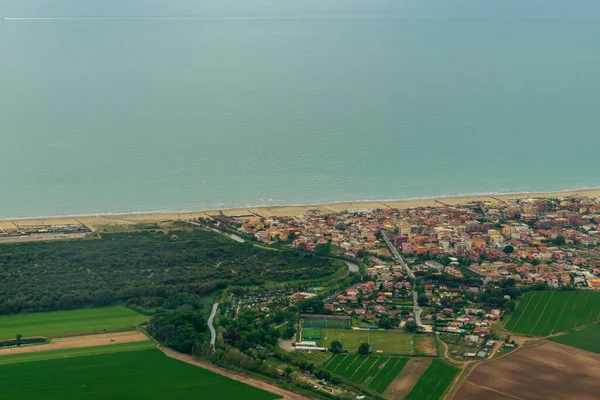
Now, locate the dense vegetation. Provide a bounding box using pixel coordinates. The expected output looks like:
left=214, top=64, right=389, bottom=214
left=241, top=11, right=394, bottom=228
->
left=0, top=229, right=339, bottom=315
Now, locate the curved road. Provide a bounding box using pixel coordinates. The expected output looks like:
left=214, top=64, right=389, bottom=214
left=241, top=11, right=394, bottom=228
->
left=208, top=303, right=219, bottom=347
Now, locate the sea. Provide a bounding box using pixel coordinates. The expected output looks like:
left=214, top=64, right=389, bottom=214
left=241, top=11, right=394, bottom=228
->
left=1, top=0, right=599, bottom=219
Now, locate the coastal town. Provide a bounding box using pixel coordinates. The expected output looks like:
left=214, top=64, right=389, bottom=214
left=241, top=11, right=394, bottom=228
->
left=208, top=196, right=600, bottom=362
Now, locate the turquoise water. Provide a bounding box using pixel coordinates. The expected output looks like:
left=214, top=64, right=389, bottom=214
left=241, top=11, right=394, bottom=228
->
left=1, top=0, right=599, bottom=218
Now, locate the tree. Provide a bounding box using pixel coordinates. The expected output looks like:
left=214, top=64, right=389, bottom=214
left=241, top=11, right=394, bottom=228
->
left=531, top=259, right=541, bottom=266
left=282, top=325, right=295, bottom=340
left=297, top=298, right=324, bottom=314
left=404, top=320, right=418, bottom=333
left=505, top=300, right=516, bottom=312
left=329, top=340, right=343, bottom=354
left=553, top=235, right=566, bottom=246
left=287, top=231, right=296, bottom=241
left=503, top=245, right=514, bottom=255
left=357, top=342, right=371, bottom=355
left=314, top=243, right=331, bottom=255
left=284, top=367, right=293, bottom=379
left=378, top=318, right=393, bottom=329
left=417, top=294, right=429, bottom=307
left=16, top=334, right=22, bottom=347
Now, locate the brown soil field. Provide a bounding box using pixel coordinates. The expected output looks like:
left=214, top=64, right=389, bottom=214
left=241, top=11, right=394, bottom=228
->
left=383, top=358, right=432, bottom=399
left=160, top=347, right=312, bottom=400
left=415, top=335, right=438, bottom=356
left=454, top=341, right=600, bottom=400
left=0, top=331, right=149, bottom=356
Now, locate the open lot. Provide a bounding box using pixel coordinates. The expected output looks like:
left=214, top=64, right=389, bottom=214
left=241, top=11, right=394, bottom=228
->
left=323, top=354, right=407, bottom=394
left=414, top=334, right=437, bottom=356
left=0, top=307, right=148, bottom=339
left=454, top=341, right=600, bottom=400
left=404, top=359, right=459, bottom=400
left=550, top=323, right=600, bottom=354
left=505, top=291, right=600, bottom=336
left=319, top=329, right=413, bottom=354
left=0, top=331, right=149, bottom=356
left=0, top=347, right=280, bottom=400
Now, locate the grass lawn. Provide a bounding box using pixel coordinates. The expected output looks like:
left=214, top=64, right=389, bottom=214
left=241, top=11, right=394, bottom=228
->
left=0, top=341, right=156, bottom=365
left=505, top=291, right=600, bottom=336
left=319, top=329, right=413, bottom=354
left=550, top=323, right=600, bottom=354
left=404, top=359, right=459, bottom=400
left=302, top=328, right=322, bottom=340
left=0, top=307, right=148, bottom=339
left=323, top=354, right=407, bottom=394
left=0, top=347, right=280, bottom=400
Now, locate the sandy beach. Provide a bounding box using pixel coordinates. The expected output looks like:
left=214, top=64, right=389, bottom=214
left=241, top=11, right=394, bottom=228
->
left=1, top=188, right=599, bottom=232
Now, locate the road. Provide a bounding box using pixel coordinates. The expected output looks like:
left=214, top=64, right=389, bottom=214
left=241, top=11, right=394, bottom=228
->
left=381, top=231, right=422, bottom=326
left=208, top=303, right=219, bottom=347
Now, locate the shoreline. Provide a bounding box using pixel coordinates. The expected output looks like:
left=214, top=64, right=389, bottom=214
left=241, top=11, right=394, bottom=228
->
left=1, top=188, right=599, bottom=232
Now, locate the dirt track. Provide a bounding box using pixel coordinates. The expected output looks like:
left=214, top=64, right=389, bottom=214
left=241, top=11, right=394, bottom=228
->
left=384, top=358, right=432, bottom=399
left=160, top=347, right=312, bottom=400
left=454, top=341, right=600, bottom=400
left=0, top=331, right=149, bottom=355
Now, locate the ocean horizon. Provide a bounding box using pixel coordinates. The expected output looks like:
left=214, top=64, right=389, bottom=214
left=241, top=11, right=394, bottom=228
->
left=1, top=0, right=600, bottom=219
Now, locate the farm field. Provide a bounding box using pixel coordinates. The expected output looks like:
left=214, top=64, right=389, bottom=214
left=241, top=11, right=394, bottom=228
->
left=505, top=291, right=600, bottom=336
left=323, top=354, right=407, bottom=394
left=0, top=331, right=149, bottom=356
left=455, top=341, right=600, bottom=400
left=319, top=329, right=413, bottom=354
left=404, top=359, right=459, bottom=400
left=302, top=317, right=351, bottom=329
left=550, top=323, right=600, bottom=354
left=0, top=307, right=148, bottom=339
left=0, top=347, right=279, bottom=400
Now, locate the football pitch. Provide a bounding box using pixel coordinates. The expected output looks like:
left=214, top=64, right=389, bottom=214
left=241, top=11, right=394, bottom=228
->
left=505, top=291, right=600, bottom=336
left=302, top=317, right=351, bottom=329
left=0, top=307, right=148, bottom=339
left=319, top=329, right=414, bottom=354
left=302, top=328, right=322, bottom=340
left=323, top=354, right=407, bottom=394
left=0, top=346, right=279, bottom=400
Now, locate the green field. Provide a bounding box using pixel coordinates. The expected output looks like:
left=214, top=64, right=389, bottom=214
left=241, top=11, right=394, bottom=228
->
left=505, top=291, right=600, bottom=336
left=404, top=359, right=459, bottom=400
left=550, top=323, right=600, bottom=354
left=323, top=354, right=407, bottom=394
left=0, top=347, right=279, bottom=400
left=302, top=328, right=322, bottom=340
left=302, top=317, right=351, bottom=329
left=319, top=329, right=414, bottom=354
left=0, top=341, right=156, bottom=365
left=0, top=307, right=148, bottom=340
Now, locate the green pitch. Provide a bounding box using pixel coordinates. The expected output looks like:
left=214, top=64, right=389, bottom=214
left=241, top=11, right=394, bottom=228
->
left=319, top=329, right=414, bottom=354
left=302, top=317, right=351, bottom=329
left=323, top=354, right=407, bottom=394
left=550, top=323, right=600, bottom=354
left=0, top=306, right=148, bottom=339
left=505, top=291, right=600, bottom=336
left=302, top=328, right=322, bottom=340
left=404, top=359, right=459, bottom=400
left=0, top=347, right=279, bottom=400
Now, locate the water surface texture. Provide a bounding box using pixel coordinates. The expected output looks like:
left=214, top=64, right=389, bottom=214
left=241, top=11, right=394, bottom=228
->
left=1, top=0, right=599, bottom=218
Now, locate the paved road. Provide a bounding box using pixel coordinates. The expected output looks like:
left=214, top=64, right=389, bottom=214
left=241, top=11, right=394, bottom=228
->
left=208, top=303, right=219, bottom=347
left=381, top=231, right=422, bottom=326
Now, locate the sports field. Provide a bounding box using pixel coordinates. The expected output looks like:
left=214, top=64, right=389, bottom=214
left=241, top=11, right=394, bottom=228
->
left=319, top=329, right=413, bottom=354
left=302, top=328, right=322, bottom=340
left=0, top=346, right=279, bottom=400
left=550, top=323, right=600, bottom=354
left=302, top=317, right=351, bottom=329
left=0, top=307, right=148, bottom=339
left=323, top=354, right=407, bottom=394
left=505, top=291, right=600, bottom=336
left=404, top=359, right=459, bottom=400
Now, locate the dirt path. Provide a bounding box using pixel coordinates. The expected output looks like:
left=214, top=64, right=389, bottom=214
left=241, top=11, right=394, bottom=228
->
left=0, top=331, right=149, bottom=355
left=383, top=358, right=432, bottom=400
left=159, top=347, right=312, bottom=400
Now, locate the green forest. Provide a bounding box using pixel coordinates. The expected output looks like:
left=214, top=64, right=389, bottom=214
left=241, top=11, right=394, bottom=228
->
left=0, top=229, right=340, bottom=315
